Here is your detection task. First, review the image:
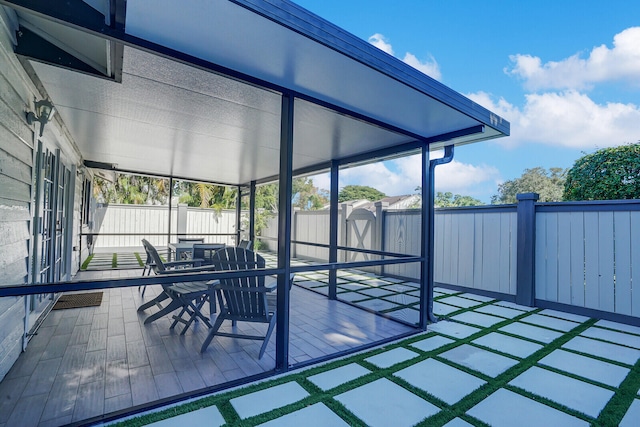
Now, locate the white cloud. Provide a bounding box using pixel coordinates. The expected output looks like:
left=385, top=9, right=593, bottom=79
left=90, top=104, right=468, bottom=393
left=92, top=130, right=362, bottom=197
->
left=506, top=27, right=640, bottom=91
left=368, top=33, right=394, bottom=55
left=402, top=53, right=442, bottom=80
left=468, top=90, right=640, bottom=149
left=313, top=154, right=499, bottom=200
left=368, top=33, right=442, bottom=80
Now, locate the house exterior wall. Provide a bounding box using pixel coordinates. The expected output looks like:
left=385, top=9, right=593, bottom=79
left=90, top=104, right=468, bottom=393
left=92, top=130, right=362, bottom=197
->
left=0, top=7, right=33, bottom=381
left=0, top=7, right=84, bottom=381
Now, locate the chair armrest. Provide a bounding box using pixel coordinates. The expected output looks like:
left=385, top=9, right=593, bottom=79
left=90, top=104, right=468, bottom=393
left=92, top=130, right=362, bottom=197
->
left=156, top=265, right=216, bottom=275
left=163, top=258, right=204, bottom=268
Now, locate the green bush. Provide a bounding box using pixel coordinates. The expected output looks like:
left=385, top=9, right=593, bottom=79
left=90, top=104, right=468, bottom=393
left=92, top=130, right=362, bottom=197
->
left=564, top=143, right=640, bottom=201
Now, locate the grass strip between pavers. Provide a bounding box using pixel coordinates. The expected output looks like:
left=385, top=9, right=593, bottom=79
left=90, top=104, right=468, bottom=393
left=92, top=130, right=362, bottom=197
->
left=80, top=254, right=94, bottom=270
left=134, top=252, right=144, bottom=267
left=111, top=292, right=640, bottom=427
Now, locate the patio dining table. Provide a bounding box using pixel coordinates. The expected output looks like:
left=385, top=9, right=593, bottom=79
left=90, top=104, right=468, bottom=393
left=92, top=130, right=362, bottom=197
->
left=168, top=242, right=196, bottom=261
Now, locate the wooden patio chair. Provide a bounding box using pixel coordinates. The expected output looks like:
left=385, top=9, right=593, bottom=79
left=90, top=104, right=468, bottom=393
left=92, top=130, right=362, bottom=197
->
left=200, top=247, right=275, bottom=358
left=138, top=239, right=213, bottom=331
left=192, top=243, right=225, bottom=265
left=237, top=239, right=252, bottom=250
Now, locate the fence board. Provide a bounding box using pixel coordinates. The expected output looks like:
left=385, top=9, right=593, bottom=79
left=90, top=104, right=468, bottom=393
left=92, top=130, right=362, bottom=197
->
left=472, top=214, right=483, bottom=289
left=434, top=213, right=445, bottom=283
left=535, top=214, right=546, bottom=301
left=569, top=212, right=585, bottom=306
left=546, top=213, right=559, bottom=302
left=557, top=213, right=572, bottom=304
left=597, top=212, right=615, bottom=312
left=457, top=214, right=474, bottom=287
left=631, top=212, right=640, bottom=316
left=498, top=213, right=511, bottom=294
left=584, top=212, right=600, bottom=309
left=614, top=211, right=632, bottom=315
left=481, top=213, right=500, bottom=291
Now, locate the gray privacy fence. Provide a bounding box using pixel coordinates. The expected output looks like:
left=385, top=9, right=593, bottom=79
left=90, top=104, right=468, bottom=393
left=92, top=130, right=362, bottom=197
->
left=93, top=198, right=640, bottom=321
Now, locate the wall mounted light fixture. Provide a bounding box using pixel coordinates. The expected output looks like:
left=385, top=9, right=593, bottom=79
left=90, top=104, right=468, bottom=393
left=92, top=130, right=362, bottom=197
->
left=26, top=98, right=56, bottom=137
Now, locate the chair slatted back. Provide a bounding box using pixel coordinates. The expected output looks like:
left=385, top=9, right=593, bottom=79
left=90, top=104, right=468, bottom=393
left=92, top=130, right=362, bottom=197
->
left=192, top=243, right=225, bottom=265
left=142, top=239, right=169, bottom=273
left=212, top=247, right=267, bottom=320
left=237, top=240, right=252, bottom=250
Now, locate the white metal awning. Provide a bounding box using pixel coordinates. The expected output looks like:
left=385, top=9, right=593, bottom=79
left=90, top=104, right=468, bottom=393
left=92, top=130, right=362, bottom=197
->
left=3, top=0, right=509, bottom=185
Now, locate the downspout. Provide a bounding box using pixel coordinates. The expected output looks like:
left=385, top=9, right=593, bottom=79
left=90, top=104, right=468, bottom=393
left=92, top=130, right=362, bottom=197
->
left=426, top=145, right=454, bottom=323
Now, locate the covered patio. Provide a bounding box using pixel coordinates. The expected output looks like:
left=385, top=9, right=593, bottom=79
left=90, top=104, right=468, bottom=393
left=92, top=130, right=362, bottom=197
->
left=0, top=0, right=510, bottom=425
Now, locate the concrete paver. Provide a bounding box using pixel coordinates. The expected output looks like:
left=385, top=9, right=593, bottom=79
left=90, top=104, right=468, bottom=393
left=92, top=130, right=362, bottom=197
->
left=562, top=336, right=640, bottom=365
left=595, top=320, right=640, bottom=335
left=438, top=296, right=482, bottom=309
left=580, top=327, right=640, bottom=349
left=307, top=363, right=371, bottom=391
left=230, top=382, right=309, bottom=419
left=335, top=378, right=440, bottom=427
left=147, top=406, right=225, bottom=427
left=450, top=311, right=504, bottom=328
left=509, top=366, right=614, bottom=418
left=475, top=304, right=524, bottom=319
left=440, top=344, right=518, bottom=377
left=257, top=403, right=349, bottom=427
left=467, top=388, right=589, bottom=427
left=472, top=332, right=543, bottom=358
left=619, top=399, right=640, bottom=427
left=395, top=358, right=485, bottom=405
left=410, top=335, right=455, bottom=352
left=539, top=349, right=630, bottom=387
left=499, top=322, right=563, bottom=344
left=428, top=321, right=481, bottom=339
left=520, top=313, right=580, bottom=332
left=364, top=347, right=419, bottom=368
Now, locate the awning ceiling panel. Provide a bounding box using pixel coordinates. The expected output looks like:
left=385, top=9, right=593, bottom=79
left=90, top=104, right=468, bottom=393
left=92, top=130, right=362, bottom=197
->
left=4, top=0, right=509, bottom=185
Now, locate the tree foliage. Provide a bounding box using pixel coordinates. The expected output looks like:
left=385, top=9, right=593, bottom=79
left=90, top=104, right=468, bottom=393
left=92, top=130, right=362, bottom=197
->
left=435, top=192, right=484, bottom=207
left=93, top=174, right=169, bottom=205
left=338, top=185, right=386, bottom=203
left=491, top=167, right=566, bottom=204
left=563, top=143, right=640, bottom=201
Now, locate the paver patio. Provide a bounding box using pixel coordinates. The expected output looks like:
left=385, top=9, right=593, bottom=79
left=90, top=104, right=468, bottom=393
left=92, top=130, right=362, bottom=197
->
left=117, top=287, right=640, bottom=427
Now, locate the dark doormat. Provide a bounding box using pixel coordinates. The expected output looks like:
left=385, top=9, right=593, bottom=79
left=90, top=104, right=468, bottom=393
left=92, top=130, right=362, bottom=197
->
left=53, top=292, right=103, bottom=310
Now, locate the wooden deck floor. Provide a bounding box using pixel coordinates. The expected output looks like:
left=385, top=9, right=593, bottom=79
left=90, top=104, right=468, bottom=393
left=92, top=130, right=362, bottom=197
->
left=0, top=269, right=414, bottom=427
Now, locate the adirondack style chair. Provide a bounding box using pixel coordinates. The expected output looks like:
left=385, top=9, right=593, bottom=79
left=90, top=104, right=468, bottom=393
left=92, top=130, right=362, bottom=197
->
left=138, top=239, right=214, bottom=332
left=200, top=247, right=275, bottom=358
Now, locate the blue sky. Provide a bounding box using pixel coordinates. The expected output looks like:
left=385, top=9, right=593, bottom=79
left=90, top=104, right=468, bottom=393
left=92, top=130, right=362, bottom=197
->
left=294, top=0, right=640, bottom=203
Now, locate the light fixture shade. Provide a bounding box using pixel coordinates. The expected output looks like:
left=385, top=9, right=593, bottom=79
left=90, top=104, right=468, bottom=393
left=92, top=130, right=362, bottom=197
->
left=26, top=98, right=56, bottom=137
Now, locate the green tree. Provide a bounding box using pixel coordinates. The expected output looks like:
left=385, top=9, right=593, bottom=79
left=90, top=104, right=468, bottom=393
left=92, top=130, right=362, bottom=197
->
left=338, top=185, right=386, bottom=203
left=491, top=167, right=566, bottom=204
left=564, top=143, right=640, bottom=201
left=93, top=174, right=170, bottom=205
left=435, top=191, right=484, bottom=207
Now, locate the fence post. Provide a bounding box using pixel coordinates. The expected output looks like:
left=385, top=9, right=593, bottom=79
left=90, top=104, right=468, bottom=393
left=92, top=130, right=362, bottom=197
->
left=374, top=201, right=388, bottom=275
left=516, top=193, right=539, bottom=306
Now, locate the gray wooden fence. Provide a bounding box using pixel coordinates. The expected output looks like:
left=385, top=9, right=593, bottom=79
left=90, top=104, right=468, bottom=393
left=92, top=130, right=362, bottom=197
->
left=535, top=204, right=640, bottom=317
left=92, top=198, right=640, bottom=322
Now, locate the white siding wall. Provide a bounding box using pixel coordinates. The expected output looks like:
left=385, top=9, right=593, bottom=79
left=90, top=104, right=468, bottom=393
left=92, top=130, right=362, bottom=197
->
left=0, top=7, right=33, bottom=380
left=0, top=7, right=85, bottom=380
left=536, top=210, right=640, bottom=316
